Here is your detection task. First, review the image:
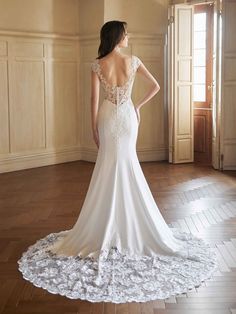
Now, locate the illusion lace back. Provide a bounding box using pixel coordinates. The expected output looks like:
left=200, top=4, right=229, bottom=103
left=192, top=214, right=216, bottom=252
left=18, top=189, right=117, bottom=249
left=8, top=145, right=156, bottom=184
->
left=91, top=55, right=139, bottom=106
left=17, top=55, right=219, bottom=303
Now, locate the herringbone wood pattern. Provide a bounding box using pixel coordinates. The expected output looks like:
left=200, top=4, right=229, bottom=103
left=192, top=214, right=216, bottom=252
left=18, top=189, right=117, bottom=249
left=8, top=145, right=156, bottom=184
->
left=0, top=161, right=236, bottom=314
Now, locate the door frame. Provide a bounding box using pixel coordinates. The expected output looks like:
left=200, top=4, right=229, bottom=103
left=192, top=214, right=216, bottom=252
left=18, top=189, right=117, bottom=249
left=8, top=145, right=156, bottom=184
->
left=167, top=0, right=222, bottom=169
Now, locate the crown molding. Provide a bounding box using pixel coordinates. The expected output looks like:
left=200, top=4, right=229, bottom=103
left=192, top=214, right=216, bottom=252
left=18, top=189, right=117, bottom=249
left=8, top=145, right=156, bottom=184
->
left=0, top=29, right=79, bottom=40
left=78, top=32, right=164, bottom=42
left=0, top=29, right=165, bottom=43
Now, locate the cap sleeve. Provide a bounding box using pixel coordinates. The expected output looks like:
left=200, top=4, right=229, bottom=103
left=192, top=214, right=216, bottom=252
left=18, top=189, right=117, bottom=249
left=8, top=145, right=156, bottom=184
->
left=91, top=59, right=99, bottom=73
left=133, top=55, right=142, bottom=71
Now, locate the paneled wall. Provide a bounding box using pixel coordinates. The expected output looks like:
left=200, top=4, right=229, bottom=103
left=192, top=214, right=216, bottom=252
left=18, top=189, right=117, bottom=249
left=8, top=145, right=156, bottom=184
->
left=0, top=0, right=169, bottom=173
left=0, top=34, right=80, bottom=172
left=132, top=34, right=167, bottom=162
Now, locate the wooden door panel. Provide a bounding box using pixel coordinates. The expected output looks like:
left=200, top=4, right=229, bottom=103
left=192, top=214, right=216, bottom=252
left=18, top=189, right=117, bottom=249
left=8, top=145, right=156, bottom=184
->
left=212, top=0, right=221, bottom=169
left=171, top=4, right=194, bottom=163
left=221, top=0, right=236, bottom=170
left=194, top=109, right=212, bottom=163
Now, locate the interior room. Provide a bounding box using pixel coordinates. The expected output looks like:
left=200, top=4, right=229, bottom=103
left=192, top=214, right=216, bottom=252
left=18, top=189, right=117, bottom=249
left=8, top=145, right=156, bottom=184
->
left=0, top=0, right=236, bottom=313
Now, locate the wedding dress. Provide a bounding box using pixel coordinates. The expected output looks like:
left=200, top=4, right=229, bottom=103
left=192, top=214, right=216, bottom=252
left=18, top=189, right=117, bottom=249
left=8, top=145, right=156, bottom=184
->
left=17, top=55, right=218, bottom=303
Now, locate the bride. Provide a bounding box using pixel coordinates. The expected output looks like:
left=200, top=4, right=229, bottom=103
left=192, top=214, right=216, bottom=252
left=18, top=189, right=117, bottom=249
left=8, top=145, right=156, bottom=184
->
left=17, top=20, right=218, bottom=303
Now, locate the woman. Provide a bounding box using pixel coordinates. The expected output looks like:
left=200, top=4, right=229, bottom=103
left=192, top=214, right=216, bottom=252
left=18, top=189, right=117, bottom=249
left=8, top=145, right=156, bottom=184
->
left=18, top=20, right=218, bottom=303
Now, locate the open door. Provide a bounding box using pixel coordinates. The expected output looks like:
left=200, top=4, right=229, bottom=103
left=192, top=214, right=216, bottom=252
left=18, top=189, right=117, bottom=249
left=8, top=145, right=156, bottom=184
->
left=220, top=0, right=236, bottom=170
left=193, top=4, right=214, bottom=165
left=212, top=0, right=222, bottom=169
left=168, top=3, right=194, bottom=163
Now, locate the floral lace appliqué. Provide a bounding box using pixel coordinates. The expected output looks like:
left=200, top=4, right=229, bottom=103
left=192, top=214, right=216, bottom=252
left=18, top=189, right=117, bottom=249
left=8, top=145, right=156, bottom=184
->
left=91, top=55, right=141, bottom=106
left=17, top=227, right=219, bottom=303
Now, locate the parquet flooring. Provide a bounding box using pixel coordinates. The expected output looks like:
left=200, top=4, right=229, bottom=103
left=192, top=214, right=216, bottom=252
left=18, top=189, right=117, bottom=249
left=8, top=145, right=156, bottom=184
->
left=0, top=161, right=236, bottom=314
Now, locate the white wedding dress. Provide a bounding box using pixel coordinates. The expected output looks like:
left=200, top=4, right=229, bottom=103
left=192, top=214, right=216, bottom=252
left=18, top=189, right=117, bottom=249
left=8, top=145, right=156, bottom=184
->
left=17, top=55, right=218, bottom=303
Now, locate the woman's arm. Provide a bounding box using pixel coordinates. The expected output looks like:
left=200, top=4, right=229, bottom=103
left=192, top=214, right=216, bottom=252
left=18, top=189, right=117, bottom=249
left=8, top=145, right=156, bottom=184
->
left=135, top=62, right=160, bottom=110
left=91, top=68, right=100, bottom=148
left=91, top=69, right=100, bottom=130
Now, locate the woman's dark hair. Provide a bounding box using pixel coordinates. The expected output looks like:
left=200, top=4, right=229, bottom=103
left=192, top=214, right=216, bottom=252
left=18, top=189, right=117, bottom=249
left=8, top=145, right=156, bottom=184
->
left=97, top=20, right=127, bottom=59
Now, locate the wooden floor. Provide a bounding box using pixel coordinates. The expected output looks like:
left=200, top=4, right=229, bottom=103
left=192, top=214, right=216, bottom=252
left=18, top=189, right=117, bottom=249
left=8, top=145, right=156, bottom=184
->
left=1, top=161, right=236, bottom=314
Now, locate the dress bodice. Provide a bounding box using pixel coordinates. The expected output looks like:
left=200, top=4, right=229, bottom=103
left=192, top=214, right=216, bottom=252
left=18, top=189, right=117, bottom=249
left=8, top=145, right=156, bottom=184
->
left=91, top=55, right=142, bottom=105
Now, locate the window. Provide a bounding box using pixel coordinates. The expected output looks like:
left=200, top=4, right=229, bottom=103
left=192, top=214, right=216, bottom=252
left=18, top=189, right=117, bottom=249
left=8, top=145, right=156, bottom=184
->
left=193, top=12, right=206, bottom=102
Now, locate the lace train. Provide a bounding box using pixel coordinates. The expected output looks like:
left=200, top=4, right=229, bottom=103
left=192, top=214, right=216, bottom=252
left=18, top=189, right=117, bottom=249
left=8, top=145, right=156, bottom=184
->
left=17, top=227, right=219, bottom=303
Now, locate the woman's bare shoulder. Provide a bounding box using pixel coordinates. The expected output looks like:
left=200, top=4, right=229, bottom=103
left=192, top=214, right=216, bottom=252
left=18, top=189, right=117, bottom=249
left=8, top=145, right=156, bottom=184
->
left=99, top=53, right=131, bottom=64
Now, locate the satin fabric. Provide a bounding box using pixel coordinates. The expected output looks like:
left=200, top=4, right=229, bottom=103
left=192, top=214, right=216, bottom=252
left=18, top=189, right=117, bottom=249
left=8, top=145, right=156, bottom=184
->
left=48, top=95, right=184, bottom=259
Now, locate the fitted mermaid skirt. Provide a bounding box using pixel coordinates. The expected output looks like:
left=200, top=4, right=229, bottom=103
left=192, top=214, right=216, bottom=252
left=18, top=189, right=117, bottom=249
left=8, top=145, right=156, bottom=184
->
left=17, top=97, right=219, bottom=303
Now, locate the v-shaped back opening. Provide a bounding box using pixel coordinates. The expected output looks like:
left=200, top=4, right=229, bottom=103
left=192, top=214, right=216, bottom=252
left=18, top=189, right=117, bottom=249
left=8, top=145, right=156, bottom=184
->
left=97, top=55, right=134, bottom=88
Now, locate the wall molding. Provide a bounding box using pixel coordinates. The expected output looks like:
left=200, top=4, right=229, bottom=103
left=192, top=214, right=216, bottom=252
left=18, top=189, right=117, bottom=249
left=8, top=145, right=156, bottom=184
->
left=0, top=30, right=168, bottom=173
left=0, top=30, right=164, bottom=42
left=0, top=30, right=79, bottom=41
left=0, top=34, right=80, bottom=174
left=79, top=32, right=164, bottom=42
left=0, top=146, right=82, bottom=173
left=80, top=147, right=168, bottom=163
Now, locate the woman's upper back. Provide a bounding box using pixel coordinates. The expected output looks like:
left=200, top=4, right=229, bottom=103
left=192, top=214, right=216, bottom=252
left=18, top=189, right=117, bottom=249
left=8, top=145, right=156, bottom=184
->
left=91, top=54, right=141, bottom=89
left=91, top=54, right=142, bottom=105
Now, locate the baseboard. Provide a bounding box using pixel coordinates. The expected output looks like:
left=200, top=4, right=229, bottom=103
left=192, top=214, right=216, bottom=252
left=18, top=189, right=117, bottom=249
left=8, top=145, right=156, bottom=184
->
left=137, top=147, right=168, bottom=162
left=0, top=146, right=168, bottom=173
left=0, top=146, right=82, bottom=173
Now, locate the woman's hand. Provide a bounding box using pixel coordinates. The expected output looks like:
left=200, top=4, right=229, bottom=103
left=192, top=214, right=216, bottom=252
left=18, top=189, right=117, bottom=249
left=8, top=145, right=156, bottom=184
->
left=134, top=106, right=141, bottom=124
left=93, top=127, right=100, bottom=149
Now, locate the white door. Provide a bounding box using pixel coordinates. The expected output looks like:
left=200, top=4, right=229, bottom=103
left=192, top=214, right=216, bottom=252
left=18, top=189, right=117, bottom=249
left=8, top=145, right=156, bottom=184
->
left=212, top=0, right=222, bottom=169
left=220, top=0, right=236, bottom=170
left=168, top=3, right=194, bottom=163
